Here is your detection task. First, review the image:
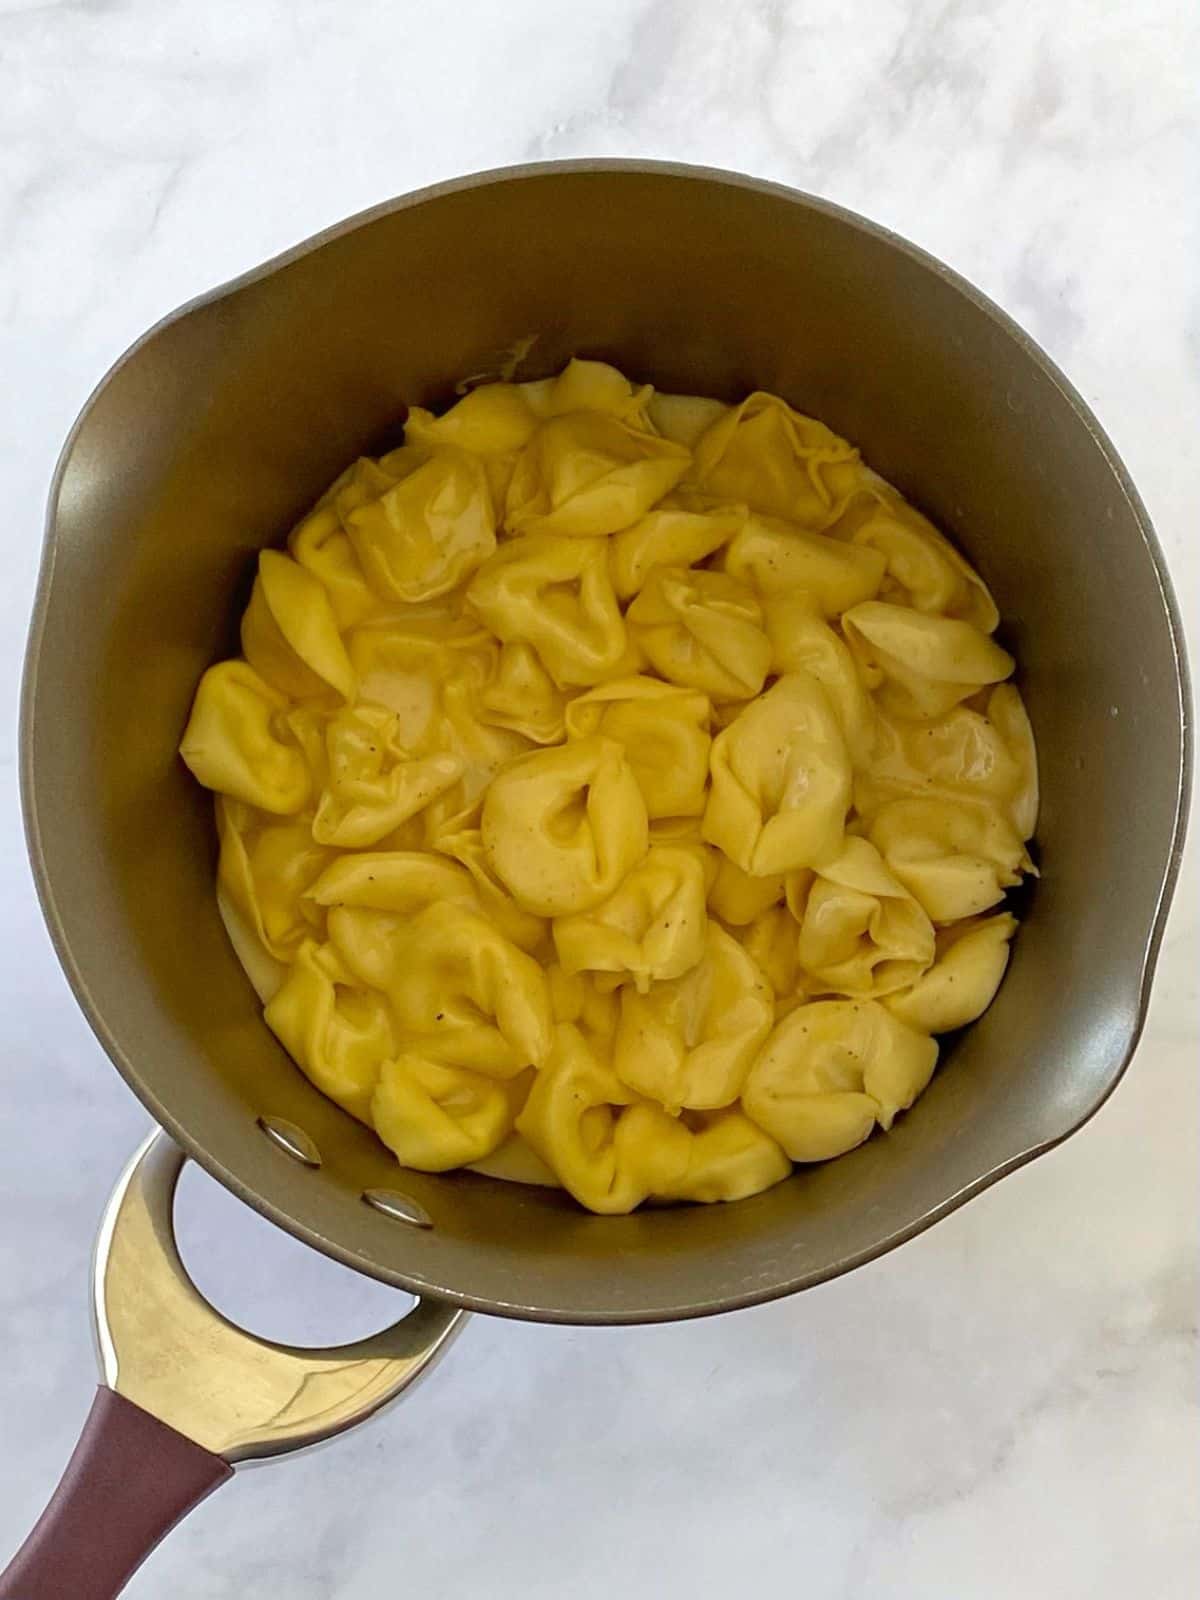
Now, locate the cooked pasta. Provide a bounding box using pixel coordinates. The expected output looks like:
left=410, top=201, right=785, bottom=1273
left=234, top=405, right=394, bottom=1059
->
left=180, top=359, right=1037, bottom=1214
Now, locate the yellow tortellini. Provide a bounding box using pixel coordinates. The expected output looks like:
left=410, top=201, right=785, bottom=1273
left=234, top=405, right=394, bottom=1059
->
left=626, top=566, right=771, bottom=701
left=372, top=1055, right=527, bottom=1172
left=182, top=361, right=1036, bottom=1214
left=341, top=444, right=496, bottom=603
left=312, top=703, right=463, bottom=847
left=287, top=460, right=385, bottom=630
left=703, top=672, right=852, bottom=875
left=985, top=683, right=1039, bottom=841
left=477, top=640, right=566, bottom=745
left=665, top=1109, right=793, bottom=1203
left=708, top=856, right=785, bottom=925
left=742, top=1000, right=938, bottom=1162
left=843, top=601, right=1014, bottom=720
left=613, top=924, right=774, bottom=1110
left=333, top=898, right=553, bottom=1078
left=433, top=664, right=533, bottom=836
left=345, top=615, right=490, bottom=745
left=564, top=676, right=711, bottom=818
left=264, top=941, right=396, bottom=1124
left=505, top=410, right=690, bottom=537
left=734, top=905, right=804, bottom=1004
left=846, top=488, right=1000, bottom=633
left=431, top=826, right=547, bottom=953
left=762, top=591, right=877, bottom=767
left=521, top=357, right=654, bottom=424
left=869, top=796, right=1028, bottom=923
left=722, top=513, right=886, bottom=615
left=546, top=962, right=621, bottom=1050
left=885, top=913, right=1017, bottom=1035
left=514, top=1025, right=675, bottom=1214
left=854, top=684, right=1038, bottom=840
left=180, top=660, right=311, bottom=814
left=789, top=836, right=935, bottom=998
left=609, top=495, right=745, bottom=601
left=217, top=797, right=331, bottom=966
left=552, top=845, right=708, bottom=992
left=466, top=532, right=634, bottom=688
left=481, top=736, right=649, bottom=917
left=308, top=848, right=480, bottom=920
left=241, top=550, right=356, bottom=702
left=517, top=1025, right=788, bottom=1213
left=691, top=391, right=862, bottom=526
left=403, top=383, right=540, bottom=510
left=645, top=391, right=729, bottom=449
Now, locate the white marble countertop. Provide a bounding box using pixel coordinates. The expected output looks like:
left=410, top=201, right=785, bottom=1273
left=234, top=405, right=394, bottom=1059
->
left=1, top=3, right=1196, bottom=1595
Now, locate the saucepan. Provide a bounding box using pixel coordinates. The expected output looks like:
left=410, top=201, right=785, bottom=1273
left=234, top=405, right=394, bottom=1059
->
left=3, top=161, right=1190, bottom=1598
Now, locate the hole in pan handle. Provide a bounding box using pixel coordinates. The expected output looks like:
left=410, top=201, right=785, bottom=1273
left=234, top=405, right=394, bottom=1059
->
left=0, top=1128, right=468, bottom=1600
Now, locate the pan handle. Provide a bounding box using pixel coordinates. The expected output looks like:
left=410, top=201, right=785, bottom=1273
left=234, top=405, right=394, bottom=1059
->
left=0, top=1129, right=466, bottom=1600
left=0, top=1386, right=232, bottom=1600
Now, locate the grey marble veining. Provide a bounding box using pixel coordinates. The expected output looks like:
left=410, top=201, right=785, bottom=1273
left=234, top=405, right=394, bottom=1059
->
left=0, top=2, right=1196, bottom=1596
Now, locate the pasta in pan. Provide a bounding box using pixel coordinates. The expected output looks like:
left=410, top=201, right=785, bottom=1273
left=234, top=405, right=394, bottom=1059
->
left=180, top=358, right=1037, bottom=1214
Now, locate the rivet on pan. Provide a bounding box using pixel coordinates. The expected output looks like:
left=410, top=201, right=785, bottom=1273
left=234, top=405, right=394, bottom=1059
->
left=362, top=1188, right=433, bottom=1229
left=257, top=1115, right=322, bottom=1168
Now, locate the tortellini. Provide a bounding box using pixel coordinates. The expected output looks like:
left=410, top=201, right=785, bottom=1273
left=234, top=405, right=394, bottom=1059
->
left=734, top=905, right=803, bottom=1003
left=885, top=913, right=1017, bottom=1034
left=505, top=410, right=690, bottom=537
left=217, top=797, right=330, bottom=965
left=341, top=444, right=496, bottom=603
left=708, top=856, right=785, bottom=925
left=546, top=962, right=621, bottom=1050
left=703, top=672, right=852, bottom=875
left=309, top=848, right=479, bottom=920
left=552, top=845, right=709, bottom=992
left=181, top=361, right=1036, bottom=1214
left=478, top=641, right=566, bottom=744
left=722, top=513, right=886, bottom=615
left=345, top=615, right=491, bottom=748
left=517, top=1025, right=788, bottom=1213
left=466, top=533, right=634, bottom=688
left=264, top=941, right=395, bottom=1124
left=645, top=391, right=729, bottom=448
left=481, top=736, right=649, bottom=917
left=180, top=660, right=311, bottom=814
left=742, top=1000, right=938, bottom=1162
left=312, top=703, right=463, bottom=847
left=514, top=1025, right=677, bottom=1214
left=432, top=826, right=547, bottom=953
left=521, top=357, right=654, bottom=423
left=564, top=676, right=711, bottom=818
left=854, top=686, right=1037, bottom=837
left=869, top=796, right=1028, bottom=923
left=626, top=566, right=771, bottom=701
left=332, top=899, right=553, bottom=1077
left=789, top=837, right=935, bottom=998
left=613, top=924, right=774, bottom=1110
left=843, top=601, right=1014, bottom=720
left=372, top=1055, right=526, bottom=1172
left=241, top=550, right=356, bottom=702
left=846, top=488, right=1000, bottom=633
left=403, top=383, right=539, bottom=510
left=609, top=495, right=745, bottom=601
left=691, top=391, right=862, bottom=526
left=761, top=592, right=877, bottom=767
left=288, top=460, right=385, bottom=630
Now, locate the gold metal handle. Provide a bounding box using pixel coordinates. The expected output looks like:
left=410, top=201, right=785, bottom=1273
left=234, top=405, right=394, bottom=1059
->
left=92, top=1130, right=467, bottom=1463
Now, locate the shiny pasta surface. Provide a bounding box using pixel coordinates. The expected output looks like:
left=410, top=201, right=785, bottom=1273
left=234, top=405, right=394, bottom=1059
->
left=179, top=360, right=1037, bottom=1215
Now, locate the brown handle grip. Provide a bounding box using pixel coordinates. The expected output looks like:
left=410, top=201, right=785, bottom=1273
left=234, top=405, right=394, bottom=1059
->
left=0, top=1386, right=231, bottom=1600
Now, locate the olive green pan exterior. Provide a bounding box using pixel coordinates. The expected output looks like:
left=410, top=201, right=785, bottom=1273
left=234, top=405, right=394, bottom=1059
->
left=21, top=162, right=1191, bottom=1324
